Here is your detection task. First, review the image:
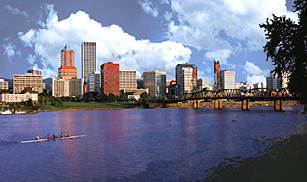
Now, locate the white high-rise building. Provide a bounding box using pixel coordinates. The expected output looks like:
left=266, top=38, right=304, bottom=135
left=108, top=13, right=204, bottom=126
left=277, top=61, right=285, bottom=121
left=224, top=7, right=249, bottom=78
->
left=176, top=64, right=197, bottom=95
left=220, top=70, right=236, bottom=89
left=87, top=71, right=101, bottom=93
left=81, top=42, right=96, bottom=84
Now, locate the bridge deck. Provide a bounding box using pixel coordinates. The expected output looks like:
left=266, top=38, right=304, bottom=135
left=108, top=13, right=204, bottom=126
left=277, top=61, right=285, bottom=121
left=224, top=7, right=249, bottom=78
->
left=183, top=96, right=297, bottom=101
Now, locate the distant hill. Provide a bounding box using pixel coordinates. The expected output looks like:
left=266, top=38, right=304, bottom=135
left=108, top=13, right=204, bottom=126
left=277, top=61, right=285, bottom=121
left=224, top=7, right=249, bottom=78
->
left=44, top=78, right=52, bottom=92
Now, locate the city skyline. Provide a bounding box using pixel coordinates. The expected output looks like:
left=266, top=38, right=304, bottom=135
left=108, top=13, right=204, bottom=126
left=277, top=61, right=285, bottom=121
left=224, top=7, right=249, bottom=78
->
left=0, top=0, right=296, bottom=86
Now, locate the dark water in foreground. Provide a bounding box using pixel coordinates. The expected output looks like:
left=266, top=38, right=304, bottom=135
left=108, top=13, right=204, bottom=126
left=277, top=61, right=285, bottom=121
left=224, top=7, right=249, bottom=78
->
left=0, top=106, right=305, bottom=182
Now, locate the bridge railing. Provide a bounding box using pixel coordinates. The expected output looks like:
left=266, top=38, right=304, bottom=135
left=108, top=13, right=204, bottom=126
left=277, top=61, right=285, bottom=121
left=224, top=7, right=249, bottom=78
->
left=179, top=88, right=296, bottom=100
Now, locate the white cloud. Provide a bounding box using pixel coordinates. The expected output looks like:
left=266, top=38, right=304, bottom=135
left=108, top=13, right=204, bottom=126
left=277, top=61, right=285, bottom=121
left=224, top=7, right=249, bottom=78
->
left=246, top=75, right=267, bottom=86
left=243, top=61, right=269, bottom=76
left=139, top=0, right=159, bottom=17
left=205, top=49, right=231, bottom=64
left=163, top=11, right=172, bottom=21
left=166, top=0, right=297, bottom=52
left=243, top=61, right=269, bottom=85
left=5, top=5, right=31, bottom=21
left=160, top=0, right=169, bottom=4
left=18, top=4, right=191, bottom=78
left=2, top=41, right=18, bottom=60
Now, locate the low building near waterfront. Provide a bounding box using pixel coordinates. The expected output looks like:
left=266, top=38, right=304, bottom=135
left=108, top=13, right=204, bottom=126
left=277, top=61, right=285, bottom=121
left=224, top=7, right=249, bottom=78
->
left=13, top=69, right=45, bottom=94
left=0, top=79, right=9, bottom=90
left=120, top=88, right=149, bottom=100
left=0, top=87, right=38, bottom=105
left=52, top=77, right=83, bottom=97
left=236, top=82, right=251, bottom=91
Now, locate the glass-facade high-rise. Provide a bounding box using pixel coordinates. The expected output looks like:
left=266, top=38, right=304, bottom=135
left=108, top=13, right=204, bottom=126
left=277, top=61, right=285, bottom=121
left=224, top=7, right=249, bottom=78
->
left=143, top=71, right=166, bottom=97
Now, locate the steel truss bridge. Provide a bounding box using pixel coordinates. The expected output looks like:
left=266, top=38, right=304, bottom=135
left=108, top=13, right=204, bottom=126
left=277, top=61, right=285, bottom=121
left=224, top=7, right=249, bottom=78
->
left=178, top=88, right=298, bottom=111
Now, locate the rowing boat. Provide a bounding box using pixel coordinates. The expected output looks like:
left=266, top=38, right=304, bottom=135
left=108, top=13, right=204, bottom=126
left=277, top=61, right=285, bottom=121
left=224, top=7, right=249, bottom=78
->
left=21, top=135, right=86, bottom=143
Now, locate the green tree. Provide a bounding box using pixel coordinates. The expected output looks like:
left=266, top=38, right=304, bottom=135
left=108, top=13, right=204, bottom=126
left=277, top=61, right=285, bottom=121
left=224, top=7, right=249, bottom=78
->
left=260, top=0, right=307, bottom=108
left=107, top=93, right=117, bottom=102
left=27, top=99, right=33, bottom=107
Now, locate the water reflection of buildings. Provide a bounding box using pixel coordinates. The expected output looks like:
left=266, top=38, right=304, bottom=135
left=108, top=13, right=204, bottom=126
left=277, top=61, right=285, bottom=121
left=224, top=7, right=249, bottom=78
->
left=105, top=110, right=126, bottom=142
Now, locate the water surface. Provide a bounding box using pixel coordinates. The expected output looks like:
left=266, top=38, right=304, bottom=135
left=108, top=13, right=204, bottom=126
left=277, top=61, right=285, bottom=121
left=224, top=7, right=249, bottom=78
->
left=0, top=106, right=304, bottom=181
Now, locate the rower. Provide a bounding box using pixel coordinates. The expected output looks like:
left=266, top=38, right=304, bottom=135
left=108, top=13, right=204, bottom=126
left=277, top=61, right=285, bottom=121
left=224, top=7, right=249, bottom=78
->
left=47, top=134, right=50, bottom=139
left=65, top=132, right=70, bottom=137
left=36, top=136, right=39, bottom=140
left=60, top=132, right=63, bottom=137
left=53, top=133, right=56, bottom=139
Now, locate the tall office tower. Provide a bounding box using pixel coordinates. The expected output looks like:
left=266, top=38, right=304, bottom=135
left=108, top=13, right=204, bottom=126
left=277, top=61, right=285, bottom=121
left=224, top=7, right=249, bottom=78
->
left=120, top=69, right=136, bottom=90
left=82, top=42, right=96, bottom=84
left=13, top=69, right=45, bottom=93
left=176, top=64, right=197, bottom=95
left=266, top=72, right=282, bottom=90
left=100, top=62, right=120, bottom=96
left=87, top=71, right=101, bottom=93
left=214, top=61, right=222, bottom=91
left=58, top=44, right=77, bottom=79
left=143, top=71, right=166, bottom=97
left=220, top=70, right=236, bottom=89
left=0, top=79, right=9, bottom=90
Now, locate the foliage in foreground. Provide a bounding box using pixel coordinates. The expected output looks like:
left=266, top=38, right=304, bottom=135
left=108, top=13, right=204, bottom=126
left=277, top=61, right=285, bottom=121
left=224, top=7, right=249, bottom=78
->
left=199, top=119, right=307, bottom=182
left=260, top=0, right=307, bottom=108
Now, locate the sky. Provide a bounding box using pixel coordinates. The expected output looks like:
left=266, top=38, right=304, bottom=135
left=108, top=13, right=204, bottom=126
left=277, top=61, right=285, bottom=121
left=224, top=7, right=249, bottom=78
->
left=0, top=0, right=297, bottom=86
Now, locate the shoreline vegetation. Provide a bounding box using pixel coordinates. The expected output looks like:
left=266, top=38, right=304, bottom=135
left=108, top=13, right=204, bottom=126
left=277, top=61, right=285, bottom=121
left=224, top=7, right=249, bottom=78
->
left=197, top=112, right=307, bottom=182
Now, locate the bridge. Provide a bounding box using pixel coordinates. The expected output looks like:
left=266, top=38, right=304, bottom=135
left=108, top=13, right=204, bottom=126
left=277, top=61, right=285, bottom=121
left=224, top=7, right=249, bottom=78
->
left=178, top=88, right=298, bottom=111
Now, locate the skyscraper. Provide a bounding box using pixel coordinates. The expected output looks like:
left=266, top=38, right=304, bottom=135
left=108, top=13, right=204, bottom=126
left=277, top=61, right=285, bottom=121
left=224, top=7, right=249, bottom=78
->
left=220, top=70, right=236, bottom=89
left=82, top=42, right=96, bottom=84
left=100, top=62, right=120, bottom=96
left=143, top=71, right=166, bottom=97
left=176, top=64, right=197, bottom=95
left=58, top=44, right=77, bottom=79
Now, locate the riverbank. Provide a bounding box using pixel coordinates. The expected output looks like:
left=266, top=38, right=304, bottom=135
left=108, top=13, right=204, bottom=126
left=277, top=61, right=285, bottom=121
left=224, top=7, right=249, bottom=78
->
left=39, top=102, right=141, bottom=112
left=198, top=132, right=307, bottom=182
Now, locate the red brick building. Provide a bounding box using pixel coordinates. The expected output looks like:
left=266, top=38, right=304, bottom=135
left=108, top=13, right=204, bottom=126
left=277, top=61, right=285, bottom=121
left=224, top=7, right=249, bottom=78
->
left=58, top=44, right=77, bottom=79
left=100, top=62, right=119, bottom=96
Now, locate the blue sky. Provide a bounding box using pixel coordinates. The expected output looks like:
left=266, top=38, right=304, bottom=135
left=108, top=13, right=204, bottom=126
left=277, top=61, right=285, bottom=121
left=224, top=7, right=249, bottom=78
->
left=0, top=0, right=296, bottom=86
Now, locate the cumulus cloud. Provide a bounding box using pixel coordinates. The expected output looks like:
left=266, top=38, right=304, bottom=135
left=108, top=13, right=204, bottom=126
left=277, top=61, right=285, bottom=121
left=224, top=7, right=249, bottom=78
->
left=205, top=49, right=231, bottom=64
left=166, top=0, right=297, bottom=52
left=243, top=61, right=270, bottom=85
left=18, top=4, right=191, bottom=78
left=2, top=38, right=21, bottom=61
left=2, top=42, right=16, bottom=59
left=139, top=0, right=159, bottom=17
left=5, top=5, right=31, bottom=21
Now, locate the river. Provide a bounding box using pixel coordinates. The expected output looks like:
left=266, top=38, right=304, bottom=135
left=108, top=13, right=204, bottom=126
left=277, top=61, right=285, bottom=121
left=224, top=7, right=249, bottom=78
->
left=0, top=105, right=305, bottom=181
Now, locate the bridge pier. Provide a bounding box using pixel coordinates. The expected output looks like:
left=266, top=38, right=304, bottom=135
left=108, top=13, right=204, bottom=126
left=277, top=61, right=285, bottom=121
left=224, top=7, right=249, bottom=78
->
left=193, top=100, right=202, bottom=109
left=242, top=99, right=249, bottom=110
left=213, top=99, right=222, bottom=110
left=274, top=99, right=283, bottom=111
